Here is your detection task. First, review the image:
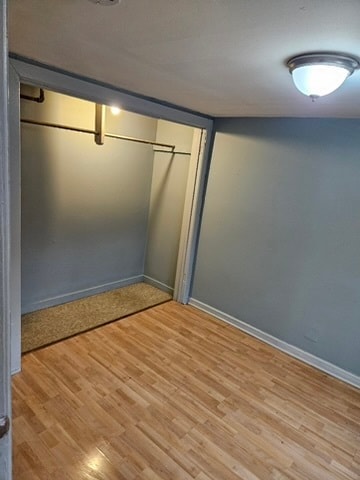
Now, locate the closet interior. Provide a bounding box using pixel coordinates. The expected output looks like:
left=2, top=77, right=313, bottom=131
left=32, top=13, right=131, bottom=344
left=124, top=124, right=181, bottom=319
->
left=20, top=84, right=197, bottom=352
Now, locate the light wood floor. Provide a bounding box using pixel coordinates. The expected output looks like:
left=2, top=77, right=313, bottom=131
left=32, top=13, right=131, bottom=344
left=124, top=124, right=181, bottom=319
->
left=12, top=301, right=360, bottom=480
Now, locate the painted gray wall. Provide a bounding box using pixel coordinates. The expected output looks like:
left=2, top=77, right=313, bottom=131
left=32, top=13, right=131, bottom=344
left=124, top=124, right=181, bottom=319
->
left=145, top=120, right=193, bottom=290
left=192, top=118, right=360, bottom=376
left=21, top=89, right=157, bottom=312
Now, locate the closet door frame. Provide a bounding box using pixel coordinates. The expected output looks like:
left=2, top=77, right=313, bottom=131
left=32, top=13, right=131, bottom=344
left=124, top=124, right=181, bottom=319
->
left=0, top=2, right=12, bottom=477
left=173, top=128, right=212, bottom=303
left=8, top=57, right=214, bottom=374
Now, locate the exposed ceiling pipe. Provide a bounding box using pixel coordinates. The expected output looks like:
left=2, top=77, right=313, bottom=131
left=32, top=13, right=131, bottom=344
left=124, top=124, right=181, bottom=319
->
left=20, top=88, right=45, bottom=103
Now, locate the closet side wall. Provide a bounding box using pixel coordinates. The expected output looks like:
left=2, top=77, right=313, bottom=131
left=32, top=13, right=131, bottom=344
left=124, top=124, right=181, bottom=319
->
left=144, top=120, right=194, bottom=291
left=21, top=89, right=157, bottom=313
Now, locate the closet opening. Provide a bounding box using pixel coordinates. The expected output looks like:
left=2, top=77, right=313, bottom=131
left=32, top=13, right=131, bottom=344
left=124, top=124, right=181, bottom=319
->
left=16, top=83, right=207, bottom=360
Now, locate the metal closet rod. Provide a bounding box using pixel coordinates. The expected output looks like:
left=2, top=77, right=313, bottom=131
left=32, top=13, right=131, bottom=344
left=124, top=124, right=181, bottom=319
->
left=20, top=118, right=191, bottom=155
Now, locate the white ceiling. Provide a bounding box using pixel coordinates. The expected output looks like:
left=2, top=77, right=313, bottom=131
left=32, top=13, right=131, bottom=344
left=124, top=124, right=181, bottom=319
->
left=8, top=0, right=360, bottom=117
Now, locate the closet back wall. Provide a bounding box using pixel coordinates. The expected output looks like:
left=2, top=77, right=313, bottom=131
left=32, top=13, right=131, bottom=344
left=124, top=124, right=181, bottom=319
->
left=21, top=89, right=157, bottom=313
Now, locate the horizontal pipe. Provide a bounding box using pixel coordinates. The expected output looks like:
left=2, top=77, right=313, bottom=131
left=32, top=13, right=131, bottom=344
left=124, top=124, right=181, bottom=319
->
left=153, top=149, right=191, bottom=155
left=20, top=118, right=190, bottom=154
left=21, top=118, right=95, bottom=135
left=20, top=88, right=45, bottom=103
left=104, top=132, right=175, bottom=151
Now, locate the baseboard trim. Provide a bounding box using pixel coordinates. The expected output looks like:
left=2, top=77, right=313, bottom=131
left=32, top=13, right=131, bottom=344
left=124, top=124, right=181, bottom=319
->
left=11, top=365, right=21, bottom=375
left=143, top=275, right=174, bottom=295
left=22, top=275, right=144, bottom=314
left=189, top=298, right=360, bottom=389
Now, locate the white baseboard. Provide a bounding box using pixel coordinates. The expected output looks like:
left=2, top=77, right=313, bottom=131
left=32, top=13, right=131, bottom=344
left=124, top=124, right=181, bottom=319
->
left=11, top=365, right=21, bottom=375
left=22, top=275, right=144, bottom=314
left=143, top=275, right=174, bottom=295
left=189, top=298, right=360, bottom=389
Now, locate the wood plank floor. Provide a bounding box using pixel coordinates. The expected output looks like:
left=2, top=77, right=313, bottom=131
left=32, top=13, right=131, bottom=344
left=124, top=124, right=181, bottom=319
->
left=12, top=301, right=360, bottom=480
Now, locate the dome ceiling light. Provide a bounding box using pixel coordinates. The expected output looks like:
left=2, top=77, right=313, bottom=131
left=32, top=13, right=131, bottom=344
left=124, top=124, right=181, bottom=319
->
left=287, top=53, right=359, bottom=100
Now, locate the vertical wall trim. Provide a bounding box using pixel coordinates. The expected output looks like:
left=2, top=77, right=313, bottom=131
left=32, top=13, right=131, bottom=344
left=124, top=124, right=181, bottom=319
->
left=174, top=128, right=211, bottom=303
left=0, top=0, right=13, bottom=477
left=9, top=65, right=21, bottom=375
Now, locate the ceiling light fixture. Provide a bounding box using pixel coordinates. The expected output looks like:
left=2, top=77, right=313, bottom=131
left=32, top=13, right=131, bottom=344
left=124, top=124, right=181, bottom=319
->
left=287, top=53, right=359, bottom=100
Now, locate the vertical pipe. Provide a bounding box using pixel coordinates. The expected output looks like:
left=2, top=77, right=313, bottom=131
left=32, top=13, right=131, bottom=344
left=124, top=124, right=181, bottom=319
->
left=95, top=104, right=105, bottom=145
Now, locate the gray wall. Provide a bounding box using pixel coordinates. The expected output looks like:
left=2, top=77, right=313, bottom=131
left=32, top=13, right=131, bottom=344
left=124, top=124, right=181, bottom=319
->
left=145, top=120, right=193, bottom=290
left=192, top=118, right=360, bottom=376
left=21, top=89, right=157, bottom=312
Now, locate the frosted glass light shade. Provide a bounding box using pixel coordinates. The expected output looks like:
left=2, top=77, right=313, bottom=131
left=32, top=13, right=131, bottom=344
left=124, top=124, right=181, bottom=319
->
left=287, top=53, right=359, bottom=99
left=292, top=64, right=350, bottom=97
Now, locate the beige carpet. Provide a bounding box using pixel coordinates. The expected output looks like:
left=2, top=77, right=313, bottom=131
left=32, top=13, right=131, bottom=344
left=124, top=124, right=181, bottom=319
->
left=21, top=282, right=171, bottom=353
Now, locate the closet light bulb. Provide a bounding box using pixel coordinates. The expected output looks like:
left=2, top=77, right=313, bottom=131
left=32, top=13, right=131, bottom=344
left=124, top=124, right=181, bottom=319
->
left=110, top=106, right=121, bottom=115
